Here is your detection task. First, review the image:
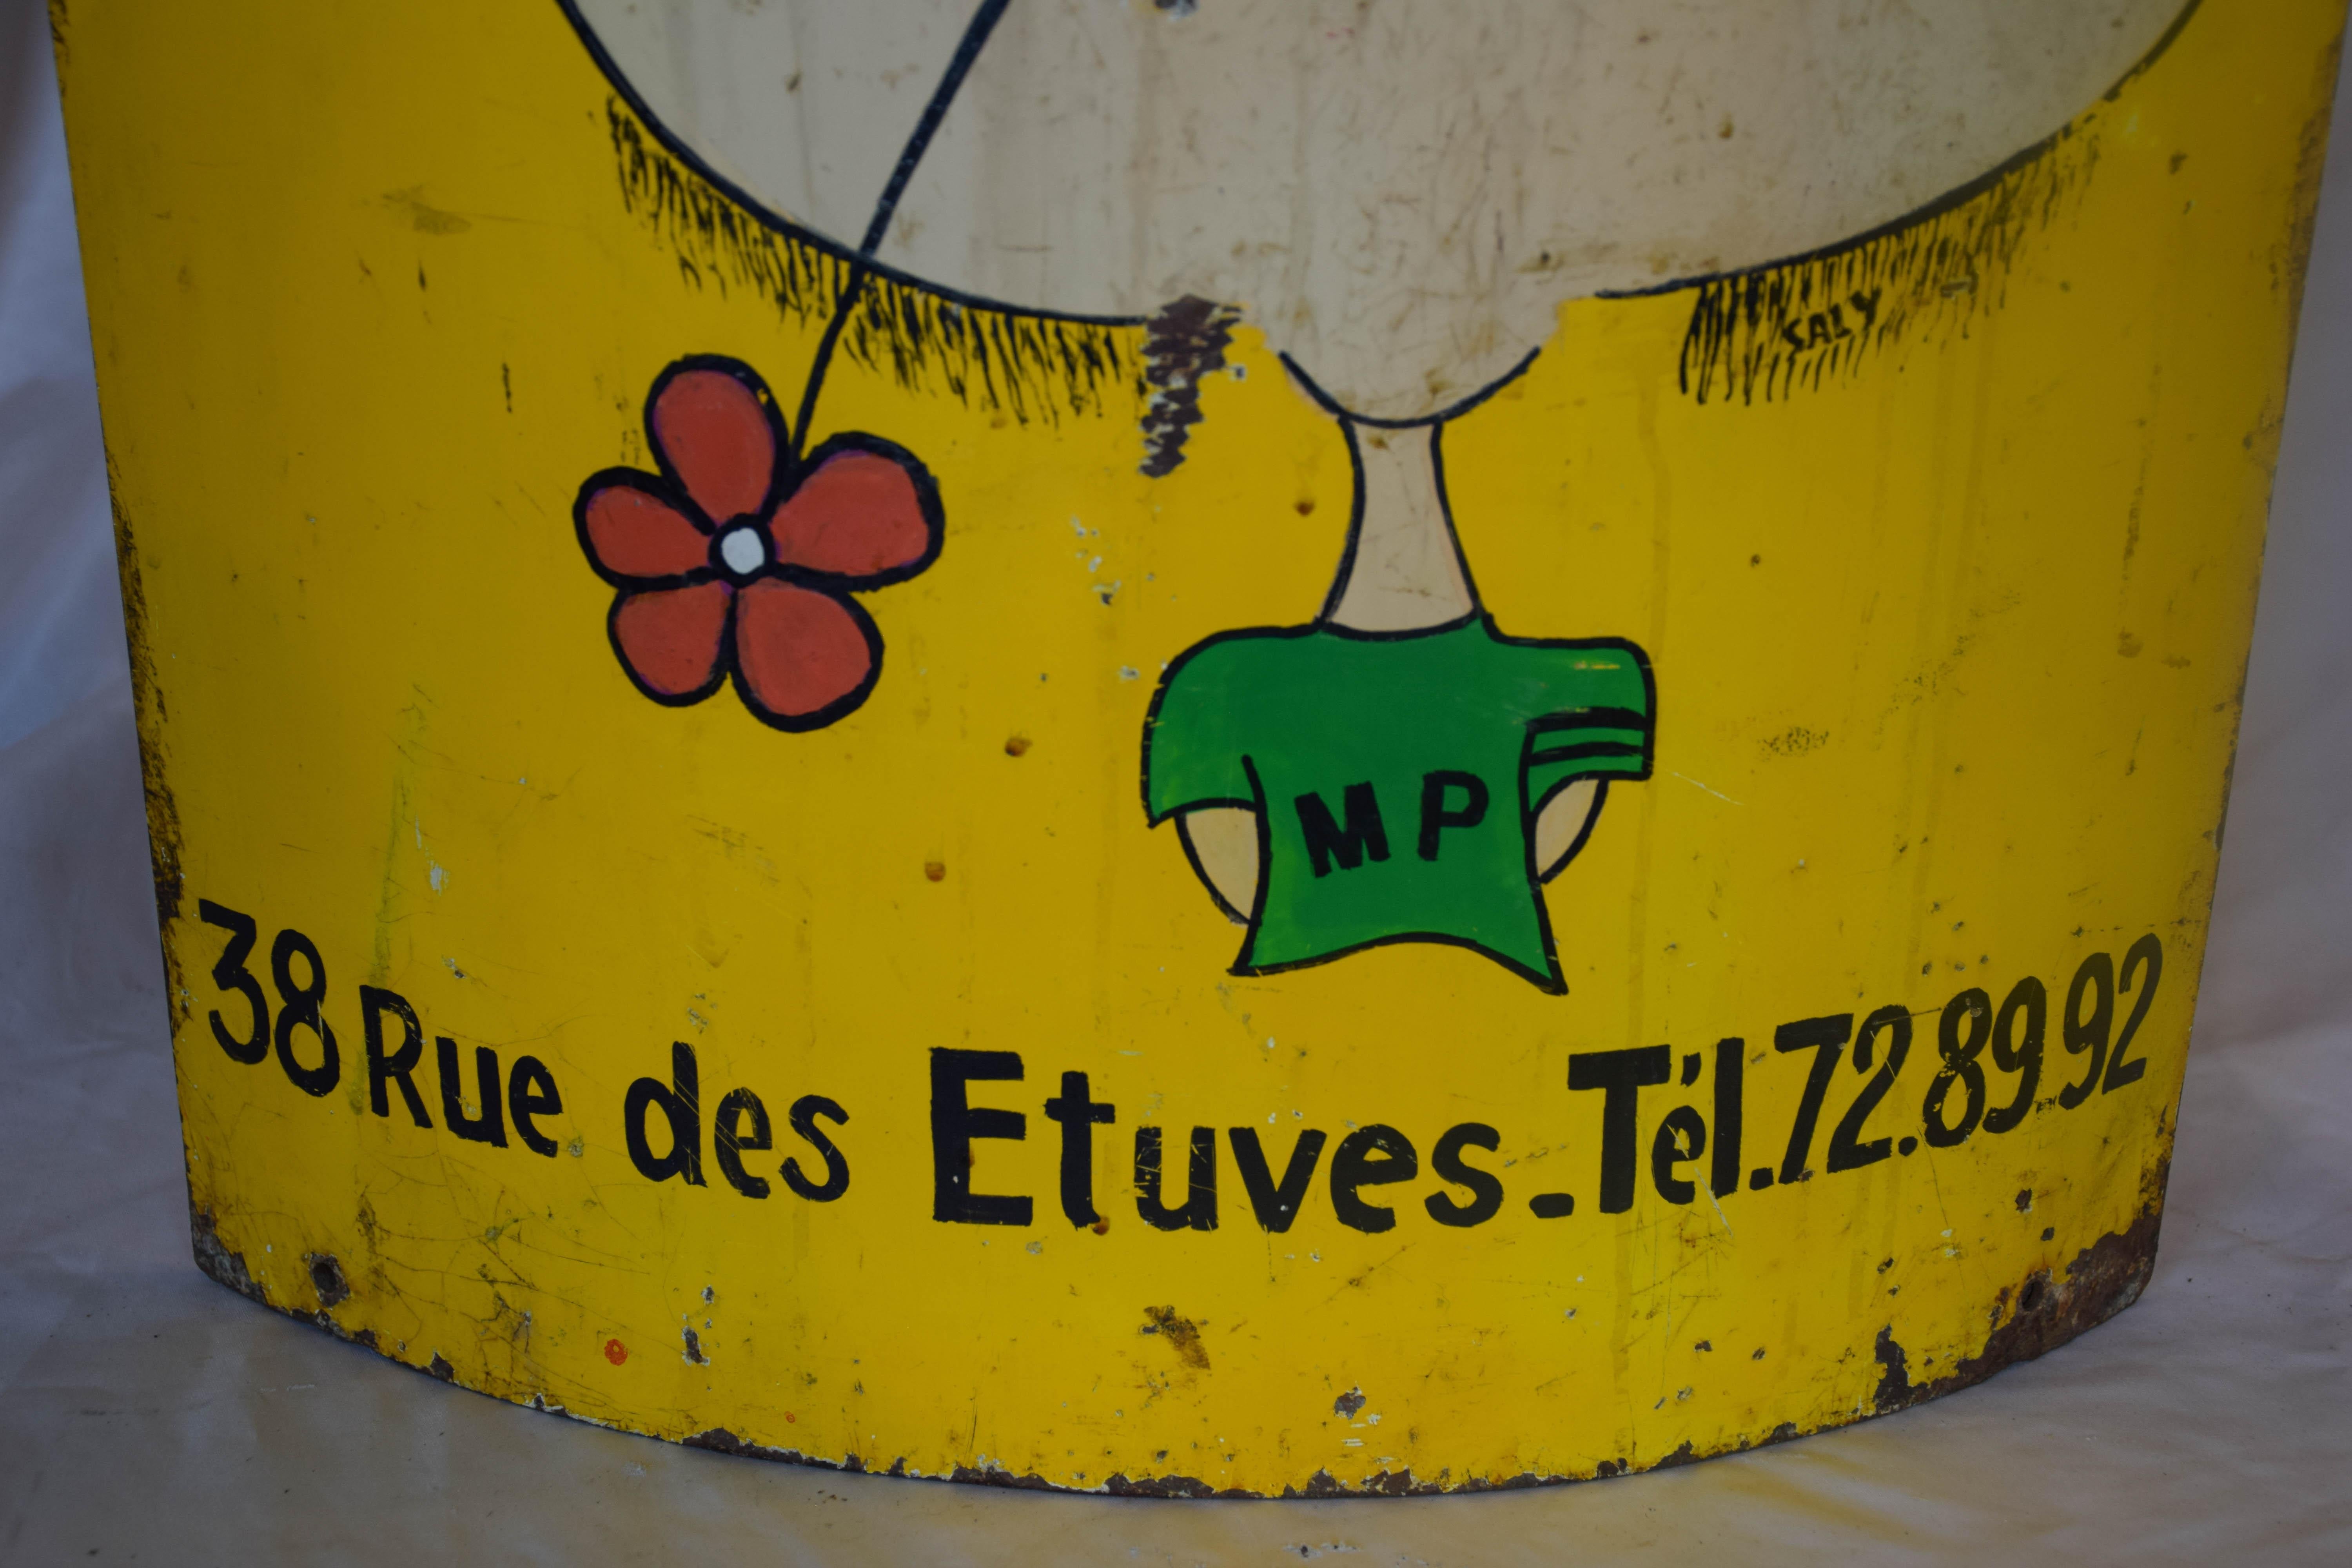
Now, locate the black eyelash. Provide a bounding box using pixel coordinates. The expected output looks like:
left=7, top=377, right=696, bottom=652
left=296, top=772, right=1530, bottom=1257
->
left=604, top=101, right=1145, bottom=432
left=1668, top=0, right=2209, bottom=408
left=1671, top=121, right=2096, bottom=408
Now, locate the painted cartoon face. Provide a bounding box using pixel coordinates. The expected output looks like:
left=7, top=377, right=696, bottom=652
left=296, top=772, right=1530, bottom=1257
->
left=572, top=0, right=2182, bottom=418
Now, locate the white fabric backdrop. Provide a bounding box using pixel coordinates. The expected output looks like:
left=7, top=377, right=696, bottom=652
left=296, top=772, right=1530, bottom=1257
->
left=0, top=0, right=2343, bottom=1559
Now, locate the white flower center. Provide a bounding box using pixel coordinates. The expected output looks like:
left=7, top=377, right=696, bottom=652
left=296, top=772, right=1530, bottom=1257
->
left=717, top=523, right=767, bottom=577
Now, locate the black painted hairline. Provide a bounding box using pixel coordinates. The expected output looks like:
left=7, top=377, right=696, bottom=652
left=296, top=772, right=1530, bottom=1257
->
left=555, top=0, right=2201, bottom=366
left=554, top=0, right=1146, bottom=334
left=1599, top=0, right=2206, bottom=303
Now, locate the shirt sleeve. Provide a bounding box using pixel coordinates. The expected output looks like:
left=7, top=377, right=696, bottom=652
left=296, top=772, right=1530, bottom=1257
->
left=1519, top=639, right=1655, bottom=804
left=1143, top=635, right=1260, bottom=823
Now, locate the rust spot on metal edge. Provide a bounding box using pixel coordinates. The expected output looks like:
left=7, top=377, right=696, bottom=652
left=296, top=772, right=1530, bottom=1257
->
left=685, top=1428, right=875, bottom=1477
left=189, top=1202, right=268, bottom=1307
left=183, top=1187, right=2167, bottom=1499
left=305, top=1253, right=350, bottom=1310
left=1873, top=1195, right=2161, bottom=1417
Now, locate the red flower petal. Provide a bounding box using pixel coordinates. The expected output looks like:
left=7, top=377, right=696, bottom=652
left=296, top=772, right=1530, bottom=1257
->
left=581, top=482, right=708, bottom=580
left=769, top=449, right=935, bottom=580
left=611, top=582, right=732, bottom=699
left=651, top=367, right=776, bottom=523
left=733, top=580, right=877, bottom=724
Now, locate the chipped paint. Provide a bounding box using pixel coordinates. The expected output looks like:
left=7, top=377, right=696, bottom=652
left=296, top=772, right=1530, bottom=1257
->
left=58, top=0, right=2339, bottom=1500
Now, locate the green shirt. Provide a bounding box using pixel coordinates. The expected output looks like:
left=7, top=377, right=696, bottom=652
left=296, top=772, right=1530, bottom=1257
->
left=1143, top=614, right=1654, bottom=990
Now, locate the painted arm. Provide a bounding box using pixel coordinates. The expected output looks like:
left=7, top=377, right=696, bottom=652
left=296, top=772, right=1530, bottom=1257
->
left=1533, top=778, right=1604, bottom=883
left=1175, top=806, right=1258, bottom=924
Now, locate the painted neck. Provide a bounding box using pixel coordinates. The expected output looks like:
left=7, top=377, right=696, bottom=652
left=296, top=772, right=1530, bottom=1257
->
left=1324, top=424, right=1479, bottom=633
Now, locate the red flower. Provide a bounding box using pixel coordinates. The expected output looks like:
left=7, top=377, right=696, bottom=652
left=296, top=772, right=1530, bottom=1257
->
left=574, top=356, right=942, bottom=731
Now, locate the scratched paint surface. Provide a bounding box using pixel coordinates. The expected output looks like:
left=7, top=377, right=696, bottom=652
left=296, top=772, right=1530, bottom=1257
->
left=54, top=0, right=2341, bottom=1494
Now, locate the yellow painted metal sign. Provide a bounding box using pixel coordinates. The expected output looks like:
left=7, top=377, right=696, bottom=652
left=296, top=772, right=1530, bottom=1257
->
left=56, top=0, right=2341, bottom=1494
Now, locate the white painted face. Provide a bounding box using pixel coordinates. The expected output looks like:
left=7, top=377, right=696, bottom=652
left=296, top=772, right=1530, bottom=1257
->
left=573, top=0, right=2183, bottom=419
